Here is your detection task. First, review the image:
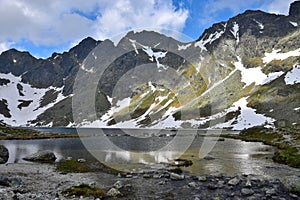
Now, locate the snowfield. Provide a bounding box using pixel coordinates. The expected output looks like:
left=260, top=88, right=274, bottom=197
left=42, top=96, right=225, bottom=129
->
left=0, top=73, right=66, bottom=126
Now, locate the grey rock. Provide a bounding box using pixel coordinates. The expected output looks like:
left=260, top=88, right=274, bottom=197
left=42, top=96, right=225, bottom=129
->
left=197, top=176, right=207, bottom=182
left=207, top=183, right=218, bottom=190
left=188, top=182, right=197, bottom=187
left=77, top=158, right=86, bottom=163
left=170, top=173, right=185, bottom=180
left=228, top=177, right=240, bottom=186
left=107, top=188, right=121, bottom=197
left=241, top=188, right=255, bottom=196
left=143, top=174, right=152, bottom=178
left=113, top=180, right=123, bottom=189
left=245, top=178, right=252, bottom=188
left=0, top=145, right=9, bottom=164
left=23, top=150, right=56, bottom=163
left=265, top=188, right=276, bottom=196
left=10, top=177, right=24, bottom=187
left=280, top=175, right=300, bottom=194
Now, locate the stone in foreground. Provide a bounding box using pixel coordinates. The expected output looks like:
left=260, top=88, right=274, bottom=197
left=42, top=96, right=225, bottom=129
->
left=0, top=145, right=9, bottom=164
left=23, top=150, right=56, bottom=163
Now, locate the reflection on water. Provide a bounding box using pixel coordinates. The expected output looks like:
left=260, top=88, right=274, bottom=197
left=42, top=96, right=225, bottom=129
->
left=0, top=129, right=299, bottom=178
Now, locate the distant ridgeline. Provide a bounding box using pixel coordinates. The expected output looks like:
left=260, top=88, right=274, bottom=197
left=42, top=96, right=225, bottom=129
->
left=0, top=1, right=299, bottom=129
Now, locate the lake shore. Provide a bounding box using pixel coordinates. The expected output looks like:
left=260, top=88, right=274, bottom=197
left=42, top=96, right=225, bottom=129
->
left=0, top=162, right=299, bottom=199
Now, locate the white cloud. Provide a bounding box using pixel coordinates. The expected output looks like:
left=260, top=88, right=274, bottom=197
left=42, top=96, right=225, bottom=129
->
left=0, top=0, right=188, bottom=49
left=0, top=42, right=14, bottom=54
left=260, top=0, right=295, bottom=15
left=198, top=0, right=295, bottom=27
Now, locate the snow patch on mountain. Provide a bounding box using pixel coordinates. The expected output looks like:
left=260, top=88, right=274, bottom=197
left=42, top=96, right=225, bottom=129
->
left=263, top=48, right=300, bottom=63
left=231, top=22, right=239, bottom=43
left=234, top=57, right=284, bottom=87
left=129, top=39, right=139, bottom=54
left=141, top=45, right=167, bottom=69
left=290, top=21, right=298, bottom=27
left=285, top=65, right=300, bottom=85
left=194, top=24, right=226, bottom=51
left=0, top=73, right=66, bottom=126
left=253, top=19, right=264, bottom=30
left=177, top=43, right=191, bottom=50
left=214, top=97, right=275, bottom=130
left=80, top=63, right=95, bottom=73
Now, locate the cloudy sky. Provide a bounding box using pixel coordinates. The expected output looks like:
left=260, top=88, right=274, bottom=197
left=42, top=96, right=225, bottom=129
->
left=0, top=0, right=296, bottom=58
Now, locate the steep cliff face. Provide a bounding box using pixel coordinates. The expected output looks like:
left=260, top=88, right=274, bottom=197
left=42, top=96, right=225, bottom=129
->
left=0, top=2, right=299, bottom=129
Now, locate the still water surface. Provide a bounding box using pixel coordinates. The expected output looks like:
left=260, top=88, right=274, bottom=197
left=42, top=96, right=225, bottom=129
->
left=1, top=128, right=299, bottom=178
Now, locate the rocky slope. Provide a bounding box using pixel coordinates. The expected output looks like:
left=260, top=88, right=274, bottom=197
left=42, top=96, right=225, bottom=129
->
left=0, top=1, right=299, bottom=129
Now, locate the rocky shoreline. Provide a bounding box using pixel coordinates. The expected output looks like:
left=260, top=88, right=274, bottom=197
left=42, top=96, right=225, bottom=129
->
left=0, top=163, right=299, bottom=200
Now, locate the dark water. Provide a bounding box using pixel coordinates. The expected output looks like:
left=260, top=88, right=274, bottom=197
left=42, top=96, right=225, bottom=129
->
left=1, top=128, right=299, bottom=178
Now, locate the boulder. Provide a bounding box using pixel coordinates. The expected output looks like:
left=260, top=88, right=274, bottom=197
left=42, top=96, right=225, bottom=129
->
left=0, top=145, right=9, bottom=164
left=23, top=150, right=56, bottom=163
left=228, top=177, right=240, bottom=186
left=170, top=173, right=185, bottom=180
left=280, top=175, right=300, bottom=194
left=107, top=188, right=121, bottom=197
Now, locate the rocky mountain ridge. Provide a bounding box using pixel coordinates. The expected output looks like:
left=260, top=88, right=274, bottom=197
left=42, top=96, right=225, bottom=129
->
left=0, top=1, right=299, bottom=129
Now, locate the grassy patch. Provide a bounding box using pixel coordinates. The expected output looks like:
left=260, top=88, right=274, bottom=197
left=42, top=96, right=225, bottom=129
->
left=56, top=160, right=93, bottom=173
left=62, top=184, right=105, bottom=198
left=56, top=159, right=125, bottom=175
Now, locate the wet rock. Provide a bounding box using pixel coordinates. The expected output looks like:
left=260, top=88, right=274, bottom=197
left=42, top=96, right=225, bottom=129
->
left=203, top=156, right=215, bottom=160
left=0, top=145, right=9, bottom=164
left=107, top=188, right=121, bottom=197
left=170, top=173, right=184, bottom=180
left=280, top=176, right=300, bottom=194
left=0, top=176, right=10, bottom=186
left=241, top=188, right=254, bottom=196
left=228, top=177, right=240, bottom=186
left=23, top=150, right=56, bottom=163
left=113, top=181, right=123, bottom=189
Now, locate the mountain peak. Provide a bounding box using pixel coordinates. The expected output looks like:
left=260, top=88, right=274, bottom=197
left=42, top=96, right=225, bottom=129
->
left=289, top=1, right=300, bottom=18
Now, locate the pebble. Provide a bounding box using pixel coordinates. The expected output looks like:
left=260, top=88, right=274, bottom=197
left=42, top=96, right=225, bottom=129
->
left=198, top=176, right=207, bottom=182
left=241, top=188, right=255, bottom=196
left=113, top=180, right=123, bottom=189
left=170, top=173, right=185, bottom=180
left=77, top=158, right=86, bottom=163
left=188, top=182, right=197, bottom=187
left=228, top=177, right=240, bottom=186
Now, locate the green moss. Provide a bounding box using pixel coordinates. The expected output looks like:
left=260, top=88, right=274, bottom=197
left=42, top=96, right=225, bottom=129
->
left=56, top=160, right=125, bottom=175
left=62, top=184, right=105, bottom=198
left=56, top=160, right=93, bottom=173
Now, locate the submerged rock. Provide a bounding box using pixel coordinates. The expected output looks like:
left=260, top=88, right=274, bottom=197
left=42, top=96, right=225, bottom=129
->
left=23, top=150, right=56, bottom=163
left=0, top=145, right=9, bottom=164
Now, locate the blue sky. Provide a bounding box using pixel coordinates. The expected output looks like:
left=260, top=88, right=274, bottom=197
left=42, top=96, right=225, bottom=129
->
left=0, top=0, right=295, bottom=58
